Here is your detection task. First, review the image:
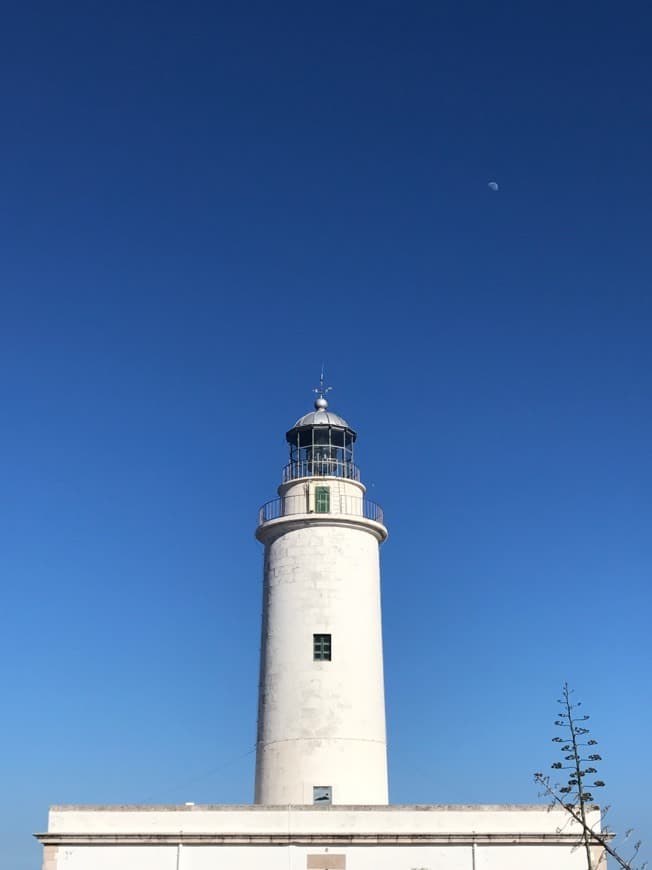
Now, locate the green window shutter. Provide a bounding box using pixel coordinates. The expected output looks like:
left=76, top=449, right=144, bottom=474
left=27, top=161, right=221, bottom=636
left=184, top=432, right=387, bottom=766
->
left=315, top=486, right=330, bottom=513
left=313, top=633, right=332, bottom=661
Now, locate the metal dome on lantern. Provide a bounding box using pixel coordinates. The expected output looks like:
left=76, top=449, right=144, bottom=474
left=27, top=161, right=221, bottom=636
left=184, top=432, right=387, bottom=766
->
left=284, top=370, right=359, bottom=483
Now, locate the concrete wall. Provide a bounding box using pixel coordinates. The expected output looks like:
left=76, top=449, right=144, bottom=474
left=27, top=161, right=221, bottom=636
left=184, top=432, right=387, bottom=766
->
left=255, top=491, right=388, bottom=805
left=38, top=805, right=605, bottom=870
left=44, top=803, right=603, bottom=835
left=40, top=842, right=592, bottom=870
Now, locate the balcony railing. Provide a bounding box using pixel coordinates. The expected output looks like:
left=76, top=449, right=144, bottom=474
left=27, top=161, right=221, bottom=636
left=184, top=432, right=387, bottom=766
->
left=282, top=459, right=361, bottom=483
left=258, top=494, right=384, bottom=526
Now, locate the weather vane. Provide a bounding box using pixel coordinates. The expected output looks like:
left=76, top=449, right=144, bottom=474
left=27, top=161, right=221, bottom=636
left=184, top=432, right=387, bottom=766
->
left=313, top=364, right=333, bottom=401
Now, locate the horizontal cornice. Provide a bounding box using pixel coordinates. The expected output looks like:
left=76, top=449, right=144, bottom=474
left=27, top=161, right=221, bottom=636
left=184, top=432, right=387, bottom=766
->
left=35, top=831, right=608, bottom=846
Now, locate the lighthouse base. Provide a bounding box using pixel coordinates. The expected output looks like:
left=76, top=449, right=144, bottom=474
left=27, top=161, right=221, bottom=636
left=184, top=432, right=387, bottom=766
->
left=36, top=803, right=605, bottom=870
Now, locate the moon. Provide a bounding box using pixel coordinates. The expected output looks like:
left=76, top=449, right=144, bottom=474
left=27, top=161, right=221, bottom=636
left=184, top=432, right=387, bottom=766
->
left=488, top=181, right=499, bottom=191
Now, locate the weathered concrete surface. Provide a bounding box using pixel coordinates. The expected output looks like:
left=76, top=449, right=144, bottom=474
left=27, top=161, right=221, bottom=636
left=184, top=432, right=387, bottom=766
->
left=256, top=475, right=389, bottom=805
left=37, top=804, right=606, bottom=870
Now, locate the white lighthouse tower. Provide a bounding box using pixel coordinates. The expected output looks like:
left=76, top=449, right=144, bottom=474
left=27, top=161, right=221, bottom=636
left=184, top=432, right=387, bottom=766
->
left=254, top=381, right=389, bottom=806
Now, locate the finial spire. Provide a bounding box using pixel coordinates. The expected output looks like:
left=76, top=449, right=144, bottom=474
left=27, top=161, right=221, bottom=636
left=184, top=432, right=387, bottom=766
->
left=313, top=364, right=332, bottom=409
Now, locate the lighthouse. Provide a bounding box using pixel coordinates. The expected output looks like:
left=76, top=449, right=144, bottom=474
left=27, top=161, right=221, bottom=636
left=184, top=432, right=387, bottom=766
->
left=254, top=382, right=389, bottom=806
left=37, top=383, right=608, bottom=870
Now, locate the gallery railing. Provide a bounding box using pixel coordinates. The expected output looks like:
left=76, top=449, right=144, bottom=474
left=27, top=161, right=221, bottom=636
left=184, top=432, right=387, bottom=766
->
left=258, top=494, right=384, bottom=526
left=282, top=459, right=361, bottom=483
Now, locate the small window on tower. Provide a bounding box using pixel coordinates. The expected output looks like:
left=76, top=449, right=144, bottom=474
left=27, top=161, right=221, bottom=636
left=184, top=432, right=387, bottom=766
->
left=313, top=786, right=332, bottom=804
left=313, top=633, right=331, bottom=661
left=315, top=486, right=330, bottom=513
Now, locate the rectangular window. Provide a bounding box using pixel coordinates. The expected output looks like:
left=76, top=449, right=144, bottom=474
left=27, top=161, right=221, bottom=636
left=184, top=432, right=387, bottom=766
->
left=313, top=633, right=331, bottom=661
left=313, top=785, right=332, bottom=805
left=315, top=486, right=330, bottom=513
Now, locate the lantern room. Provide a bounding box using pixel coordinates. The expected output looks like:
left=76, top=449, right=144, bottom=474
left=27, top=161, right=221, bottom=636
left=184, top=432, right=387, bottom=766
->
left=283, top=395, right=359, bottom=483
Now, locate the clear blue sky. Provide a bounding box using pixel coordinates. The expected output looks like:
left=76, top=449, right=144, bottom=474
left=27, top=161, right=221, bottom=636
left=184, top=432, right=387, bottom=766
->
left=1, top=3, right=650, bottom=867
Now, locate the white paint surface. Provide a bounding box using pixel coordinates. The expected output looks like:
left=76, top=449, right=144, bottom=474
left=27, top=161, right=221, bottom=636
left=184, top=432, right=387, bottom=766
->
left=44, top=803, right=602, bottom=835
left=255, top=474, right=389, bottom=805
left=38, top=805, right=605, bottom=870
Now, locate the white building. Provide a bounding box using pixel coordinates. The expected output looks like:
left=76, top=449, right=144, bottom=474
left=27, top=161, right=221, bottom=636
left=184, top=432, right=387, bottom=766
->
left=255, top=394, right=388, bottom=806
left=36, top=390, right=605, bottom=869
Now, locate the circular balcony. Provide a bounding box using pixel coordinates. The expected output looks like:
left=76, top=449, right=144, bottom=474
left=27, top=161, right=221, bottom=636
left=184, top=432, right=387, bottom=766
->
left=258, top=493, right=384, bottom=526
left=282, top=459, right=361, bottom=483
